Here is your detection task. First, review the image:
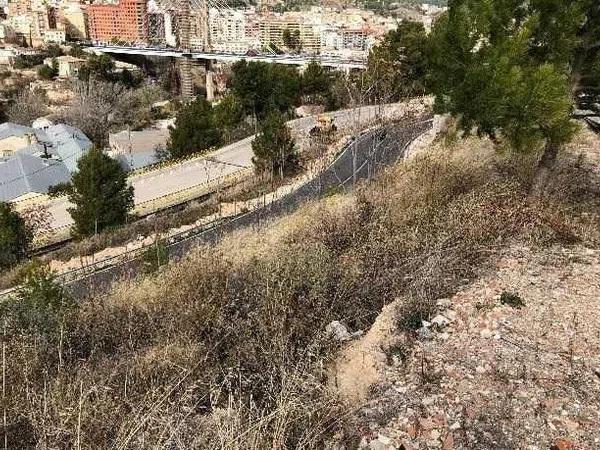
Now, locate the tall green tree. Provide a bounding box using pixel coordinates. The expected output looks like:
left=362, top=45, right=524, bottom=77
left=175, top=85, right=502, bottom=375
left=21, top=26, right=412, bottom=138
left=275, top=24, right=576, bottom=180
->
left=0, top=202, right=31, bottom=269
left=428, top=0, right=599, bottom=193
left=68, top=148, right=134, bottom=238
left=252, top=111, right=298, bottom=180
left=167, top=97, right=222, bottom=159
left=301, top=61, right=336, bottom=105
left=213, top=93, right=245, bottom=143
left=366, top=21, right=430, bottom=102
left=230, top=61, right=301, bottom=119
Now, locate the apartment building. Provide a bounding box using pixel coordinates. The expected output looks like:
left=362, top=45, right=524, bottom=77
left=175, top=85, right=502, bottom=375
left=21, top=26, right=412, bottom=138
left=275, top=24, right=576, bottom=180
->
left=7, top=0, right=32, bottom=17
left=43, top=28, right=65, bottom=43
left=88, top=0, right=147, bottom=44
left=3, top=0, right=56, bottom=46
left=61, top=2, right=88, bottom=40
left=340, top=27, right=369, bottom=51
left=208, top=7, right=258, bottom=53
left=258, top=17, right=321, bottom=54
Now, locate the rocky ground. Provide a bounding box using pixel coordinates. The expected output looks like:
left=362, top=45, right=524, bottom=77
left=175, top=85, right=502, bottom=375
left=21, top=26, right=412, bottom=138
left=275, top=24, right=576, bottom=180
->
left=336, top=244, right=600, bottom=450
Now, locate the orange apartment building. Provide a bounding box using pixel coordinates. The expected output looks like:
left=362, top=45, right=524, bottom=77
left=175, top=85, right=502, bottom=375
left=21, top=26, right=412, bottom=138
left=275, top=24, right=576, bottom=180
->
left=88, top=0, right=148, bottom=44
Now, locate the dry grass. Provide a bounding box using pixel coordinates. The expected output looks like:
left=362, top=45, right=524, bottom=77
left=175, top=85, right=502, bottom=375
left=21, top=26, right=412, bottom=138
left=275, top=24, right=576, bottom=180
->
left=46, top=201, right=219, bottom=262
left=2, top=131, right=599, bottom=448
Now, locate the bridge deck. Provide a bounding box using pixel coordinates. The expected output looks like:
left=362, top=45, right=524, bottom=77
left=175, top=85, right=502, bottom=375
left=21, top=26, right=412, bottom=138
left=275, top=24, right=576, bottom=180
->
left=87, top=45, right=367, bottom=69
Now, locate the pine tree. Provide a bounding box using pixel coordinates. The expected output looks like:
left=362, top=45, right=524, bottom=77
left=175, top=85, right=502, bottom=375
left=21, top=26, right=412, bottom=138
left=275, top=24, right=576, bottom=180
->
left=301, top=61, right=335, bottom=105
left=366, top=21, right=429, bottom=102
left=0, top=202, right=31, bottom=269
left=230, top=61, right=301, bottom=119
left=68, top=148, right=134, bottom=238
left=213, top=93, right=244, bottom=143
left=251, top=111, right=298, bottom=180
left=167, top=97, right=222, bottom=159
left=428, top=0, right=600, bottom=193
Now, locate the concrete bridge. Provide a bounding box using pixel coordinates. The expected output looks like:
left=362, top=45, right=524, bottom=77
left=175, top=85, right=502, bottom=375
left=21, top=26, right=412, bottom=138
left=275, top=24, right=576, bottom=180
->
left=88, top=45, right=367, bottom=69
left=87, top=45, right=367, bottom=100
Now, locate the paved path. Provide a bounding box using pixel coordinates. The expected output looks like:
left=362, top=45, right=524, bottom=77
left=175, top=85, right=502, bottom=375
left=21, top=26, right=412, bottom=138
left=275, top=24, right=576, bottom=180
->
left=44, top=103, right=411, bottom=233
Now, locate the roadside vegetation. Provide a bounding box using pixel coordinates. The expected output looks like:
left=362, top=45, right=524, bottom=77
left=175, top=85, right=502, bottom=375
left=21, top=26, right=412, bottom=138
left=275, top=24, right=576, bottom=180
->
left=0, top=202, right=31, bottom=270
left=2, top=127, right=599, bottom=447
left=11, top=44, right=63, bottom=70
left=165, top=59, right=342, bottom=161
left=67, top=148, right=134, bottom=238
left=251, top=110, right=299, bottom=180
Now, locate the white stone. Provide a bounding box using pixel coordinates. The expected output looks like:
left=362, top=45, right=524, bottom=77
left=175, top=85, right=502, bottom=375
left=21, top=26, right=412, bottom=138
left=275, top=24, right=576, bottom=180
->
left=436, top=298, right=452, bottom=308
left=417, top=326, right=432, bottom=340
left=431, top=314, right=451, bottom=327
left=326, top=321, right=352, bottom=341
left=377, top=434, right=391, bottom=445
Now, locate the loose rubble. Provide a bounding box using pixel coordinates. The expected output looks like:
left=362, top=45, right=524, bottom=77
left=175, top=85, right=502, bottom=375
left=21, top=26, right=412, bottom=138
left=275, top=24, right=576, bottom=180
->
left=339, top=246, right=600, bottom=449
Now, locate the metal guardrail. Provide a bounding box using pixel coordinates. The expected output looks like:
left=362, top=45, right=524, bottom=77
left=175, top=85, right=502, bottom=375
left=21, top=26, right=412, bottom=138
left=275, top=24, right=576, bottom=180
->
left=0, top=118, right=433, bottom=300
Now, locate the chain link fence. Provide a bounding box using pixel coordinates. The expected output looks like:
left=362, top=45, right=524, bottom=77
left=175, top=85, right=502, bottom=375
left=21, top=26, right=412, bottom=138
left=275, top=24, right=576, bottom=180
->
left=1, top=116, right=433, bottom=301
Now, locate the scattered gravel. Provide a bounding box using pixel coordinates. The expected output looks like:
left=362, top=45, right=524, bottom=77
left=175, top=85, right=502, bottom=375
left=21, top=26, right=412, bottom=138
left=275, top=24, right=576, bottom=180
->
left=347, top=245, right=600, bottom=449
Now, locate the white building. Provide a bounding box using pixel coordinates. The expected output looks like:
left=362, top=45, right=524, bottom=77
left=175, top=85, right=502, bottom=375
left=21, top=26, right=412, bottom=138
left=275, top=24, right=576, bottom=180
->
left=43, top=28, right=66, bottom=44
left=43, top=55, right=86, bottom=77
left=108, top=127, right=170, bottom=171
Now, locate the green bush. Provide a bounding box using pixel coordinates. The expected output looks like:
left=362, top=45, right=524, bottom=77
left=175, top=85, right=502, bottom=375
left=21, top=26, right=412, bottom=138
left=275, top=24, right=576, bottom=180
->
left=141, top=238, right=169, bottom=273
left=37, top=61, right=58, bottom=80
left=500, top=291, right=526, bottom=308
left=2, top=262, right=74, bottom=340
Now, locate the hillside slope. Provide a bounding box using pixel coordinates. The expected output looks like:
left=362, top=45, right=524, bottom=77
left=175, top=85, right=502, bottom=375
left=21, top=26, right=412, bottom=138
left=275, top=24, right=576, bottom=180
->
left=2, top=126, right=599, bottom=449
left=339, top=245, right=600, bottom=449
left=336, top=129, right=600, bottom=449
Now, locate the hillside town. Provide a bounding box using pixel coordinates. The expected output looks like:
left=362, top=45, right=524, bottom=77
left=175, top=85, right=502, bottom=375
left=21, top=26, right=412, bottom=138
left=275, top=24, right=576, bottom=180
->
left=0, top=0, right=447, bottom=209
left=0, top=0, right=444, bottom=56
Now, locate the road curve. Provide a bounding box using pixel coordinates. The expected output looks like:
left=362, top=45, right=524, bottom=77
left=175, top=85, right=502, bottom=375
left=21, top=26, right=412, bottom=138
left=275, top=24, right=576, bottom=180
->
left=56, top=116, right=433, bottom=300
left=44, top=103, right=414, bottom=233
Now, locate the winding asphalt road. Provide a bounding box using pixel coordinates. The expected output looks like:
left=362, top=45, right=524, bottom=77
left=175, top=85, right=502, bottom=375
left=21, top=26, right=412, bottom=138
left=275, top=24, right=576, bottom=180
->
left=43, top=104, right=414, bottom=232
left=54, top=116, right=433, bottom=299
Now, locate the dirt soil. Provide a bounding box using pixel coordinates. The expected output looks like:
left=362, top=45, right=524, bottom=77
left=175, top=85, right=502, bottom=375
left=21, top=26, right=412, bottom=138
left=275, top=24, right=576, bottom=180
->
left=335, top=245, right=600, bottom=450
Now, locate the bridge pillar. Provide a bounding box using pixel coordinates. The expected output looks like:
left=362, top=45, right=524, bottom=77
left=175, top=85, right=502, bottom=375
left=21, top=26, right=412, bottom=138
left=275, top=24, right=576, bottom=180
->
left=179, top=56, right=194, bottom=100
left=205, top=59, right=216, bottom=102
